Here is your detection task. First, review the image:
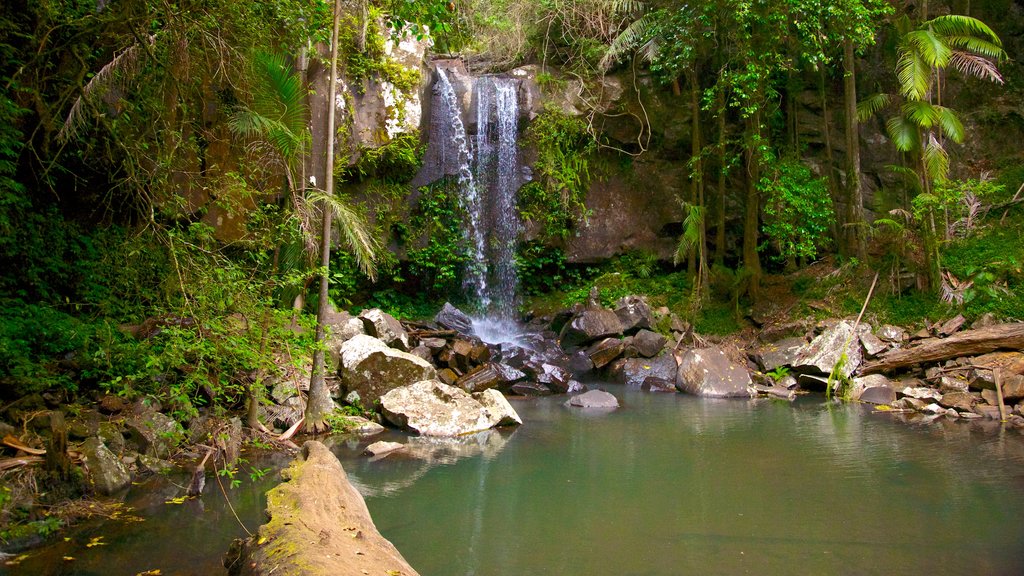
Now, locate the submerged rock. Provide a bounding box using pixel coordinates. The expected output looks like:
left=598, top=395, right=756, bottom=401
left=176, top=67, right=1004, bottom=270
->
left=565, top=389, right=619, bottom=409
left=365, top=441, right=405, bottom=457
left=226, top=441, right=418, bottom=576
left=675, top=346, right=754, bottom=398
left=339, top=334, right=436, bottom=408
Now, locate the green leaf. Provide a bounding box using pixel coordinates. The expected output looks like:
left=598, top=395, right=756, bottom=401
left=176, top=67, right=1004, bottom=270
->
left=885, top=116, right=920, bottom=152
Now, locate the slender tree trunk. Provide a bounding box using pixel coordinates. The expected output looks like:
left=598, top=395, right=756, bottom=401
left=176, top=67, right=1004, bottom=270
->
left=743, top=113, right=762, bottom=300
left=305, top=0, right=343, bottom=434
left=687, top=70, right=700, bottom=278
left=819, top=68, right=841, bottom=256
left=843, top=39, right=866, bottom=261
left=715, top=89, right=727, bottom=266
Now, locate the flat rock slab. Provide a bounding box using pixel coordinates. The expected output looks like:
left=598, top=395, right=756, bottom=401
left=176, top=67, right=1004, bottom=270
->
left=565, top=389, right=620, bottom=409
left=755, top=336, right=807, bottom=372
left=676, top=346, right=754, bottom=398
left=559, top=309, right=624, bottom=349
left=227, top=441, right=418, bottom=576
left=859, top=386, right=897, bottom=405
left=434, top=302, right=474, bottom=335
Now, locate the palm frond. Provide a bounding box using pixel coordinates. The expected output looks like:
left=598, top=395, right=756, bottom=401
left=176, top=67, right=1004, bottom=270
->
left=857, top=93, right=891, bottom=122
left=306, top=190, right=379, bottom=280
left=933, top=106, right=965, bottom=143
left=949, top=51, right=1003, bottom=83
left=896, top=49, right=930, bottom=101
left=58, top=35, right=156, bottom=142
left=943, top=35, right=1006, bottom=60
left=927, top=15, right=1003, bottom=49
left=599, top=12, right=657, bottom=70
left=674, top=201, right=704, bottom=266
left=885, top=116, right=920, bottom=152
left=905, top=29, right=951, bottom=68
left=923, top=134, right=949, bottom=184
left=902, top=100, right=937, bottom=129
left=250, top=52, right=308, bottom=136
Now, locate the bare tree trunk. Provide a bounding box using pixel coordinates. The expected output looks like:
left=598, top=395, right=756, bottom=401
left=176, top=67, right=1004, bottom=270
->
left=690, top=74, right=708, bottom=300
left=819, top=68, right=841, bottom=256
left=844, top=39, right=866, bottom=261
left=305, top=0, right=343, bottom=434
left=714, top=89, right=727, bottom=266
left=743, top=113, right=762, bottom=300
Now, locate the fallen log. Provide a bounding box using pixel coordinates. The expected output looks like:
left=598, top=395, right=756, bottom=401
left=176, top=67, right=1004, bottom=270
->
left=860, top=323, right=1024, bottom=375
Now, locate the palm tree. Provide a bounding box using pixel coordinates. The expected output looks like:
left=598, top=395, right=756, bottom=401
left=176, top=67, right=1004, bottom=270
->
left=859, top=14, right=1005, bottom=288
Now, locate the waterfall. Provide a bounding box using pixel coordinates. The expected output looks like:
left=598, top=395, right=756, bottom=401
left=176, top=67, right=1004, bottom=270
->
left=429, top=68, right=522, bottom=333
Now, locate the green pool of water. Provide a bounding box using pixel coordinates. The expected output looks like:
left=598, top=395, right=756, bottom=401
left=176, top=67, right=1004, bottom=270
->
left=6, top=387, right=1024, bottom=575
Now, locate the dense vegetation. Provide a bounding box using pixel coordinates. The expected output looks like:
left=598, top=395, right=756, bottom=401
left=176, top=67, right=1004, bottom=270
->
left=2, top=0, right=1022, bottom=431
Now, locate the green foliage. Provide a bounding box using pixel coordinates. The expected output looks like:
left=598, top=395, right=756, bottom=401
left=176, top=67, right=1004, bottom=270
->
left=758, top=157, right=834, bottom=263
left=406, top=181, right=469, bottom=298
left=346, top=8, right=423, bottom=94
left=515, top=241, right=581, bottom=296
left=521, top=108, right=595, bottom=237
left=692, top=302, right=741, bottom=336
left=349, top=133, right=424, bottom=182
left=766, top=366, right=790, bottom=382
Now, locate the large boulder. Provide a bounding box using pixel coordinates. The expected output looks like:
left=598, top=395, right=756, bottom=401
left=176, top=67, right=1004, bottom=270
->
left=633, top=329, right=667, bottom=358
left=434, top=302, right=474, bottom=335
left=753, top=336, right=807, bottom=372
left=80, top=438, right=131, bottom=496
left=675, top=346, right=754, bottom=398
left=124, top=410, right=181, bottom=459
left=380, top=380, right=516, bottom=436
left=609, top=355, right=678, bottom=387
left=559, top=309, right=624, bottom=349
left=358, top=308, right=410, bottom=351
left=474, top=389, right=523, bottom=427
left=587, top=338, right=626, bottom=369
left=226, top=441, right=419, bottom=576
left=455, top=363, right=518, bottom=394
left=614, top=296, right=654, bottom=334
left=536, top=363, right=574, bottom=394
left=792, top=321, right=863, bottom=379
left=340, top=334, right=436, bottom=407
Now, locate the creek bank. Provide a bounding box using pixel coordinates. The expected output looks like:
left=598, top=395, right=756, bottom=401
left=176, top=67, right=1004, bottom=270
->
left=225, top=440, right=418, bottom=576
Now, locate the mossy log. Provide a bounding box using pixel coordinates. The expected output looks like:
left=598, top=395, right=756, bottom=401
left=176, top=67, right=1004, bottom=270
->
left=860, top=323, right=1024, bottom=375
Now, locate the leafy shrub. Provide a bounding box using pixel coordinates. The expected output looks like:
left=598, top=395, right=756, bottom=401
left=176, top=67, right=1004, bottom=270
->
left=758, top=157, right=833, bottom=264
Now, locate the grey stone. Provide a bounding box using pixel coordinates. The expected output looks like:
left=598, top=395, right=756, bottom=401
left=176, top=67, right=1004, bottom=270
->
left=877, top=325, right=908, bottom=343
left=339, top=334, right=436, bottom=408
left=753, top=384, right=797, bottom=400
left=675, top=346, right=754, bottom=398
left=365, top=441, right=405, bottom=457
left=938, top=375, right=969, bottom=393
left=536, top=363, right=574, bottom=394
left=641, top=377, right=678, bottom=393
left=509, top=382, right=552, bottom=396
left=900, top=386, right=943, bottom=402
left=633, top=329, right=668, bottom=358
left=380, top=380, right=496, bottom=436
left=422, top=337, right=447, bottom=352
left=80, top=437, right=131, bottom=495
left=559, top=309, right=624, bottom=349
left=434, top=302, right=474, bottom=335
left=568, top=350, right=595, bottom=374
left=792, top=321, right=863, bottom=379
left=410, top=345, right=433, bottom=362
left=610, top=355, right=678, bottom=387
left=124, top=410, right=180, bottom=459
left=939, top=391, right=976, bottom=412
left=851, top=374, right=892, bottom=401
left=137, top=454, right=174, bottom=475
left=1002, top=374, right=1024, bottom=402
left=755, top=337, right=807, bottom=372
left=474, top=388, right=523, bottom=427
left=614, top=295, right=654, bottom=334
left=859, top=386, right=897, bottom=405
left=970, top=313, right=999, bottom=330
left=358, top=308, right=410, bottom=351
left=565, top=389, right=619, bottom=409
left=859, top=331, right=888, bottom=357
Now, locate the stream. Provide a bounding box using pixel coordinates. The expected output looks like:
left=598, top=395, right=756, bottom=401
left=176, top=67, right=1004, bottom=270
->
left=5, top=387, right=1024, bottom=575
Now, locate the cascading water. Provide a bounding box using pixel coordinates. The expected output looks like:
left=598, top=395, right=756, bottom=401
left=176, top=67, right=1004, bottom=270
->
left=428, top=67, right=523, bottom=342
